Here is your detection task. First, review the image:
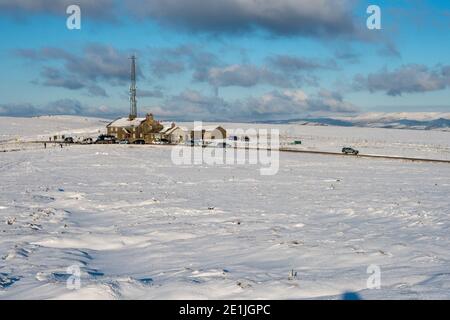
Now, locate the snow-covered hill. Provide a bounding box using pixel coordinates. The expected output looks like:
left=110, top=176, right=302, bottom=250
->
left=339, top=112, right=450, bottom=130
left=346, top=112, right=450, bottom=121
left=262, top=112, right=450, bottom=131
left=0, top=115, right=109, bottom=143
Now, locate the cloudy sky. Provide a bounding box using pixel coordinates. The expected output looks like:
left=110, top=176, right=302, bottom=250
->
left=0, top=0, right=449, bottom=121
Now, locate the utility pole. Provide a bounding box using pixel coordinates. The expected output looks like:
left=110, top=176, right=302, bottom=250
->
left=129, top=55, right=137, bottom=120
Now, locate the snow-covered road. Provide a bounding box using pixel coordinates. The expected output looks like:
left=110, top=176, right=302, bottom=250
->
left=1, top=145, right=449, bottom=299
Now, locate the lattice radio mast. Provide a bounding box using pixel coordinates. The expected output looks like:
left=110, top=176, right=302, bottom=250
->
left=129, top=55, right=137, bottom=120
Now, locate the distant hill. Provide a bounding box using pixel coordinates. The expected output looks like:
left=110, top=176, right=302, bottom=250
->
left=0, top=115, right=110, bottom=142
left=257, top=112, right=450, bottom=131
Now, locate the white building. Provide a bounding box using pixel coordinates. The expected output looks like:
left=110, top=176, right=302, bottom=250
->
left=189, top=125, right=227, bottom=141
left=158, top=123, right=187, bottom=144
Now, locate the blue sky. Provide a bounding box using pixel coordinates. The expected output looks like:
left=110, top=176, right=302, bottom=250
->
left=0, top=0, right=449, bottom=121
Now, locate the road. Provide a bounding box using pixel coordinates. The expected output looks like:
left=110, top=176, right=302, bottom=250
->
left=278, top=147, right=450, bottom=164
left=6, top=141, right=450, bottom=164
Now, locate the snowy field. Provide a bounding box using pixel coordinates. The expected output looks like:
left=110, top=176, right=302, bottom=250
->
left=187, top=122, right=450, bottom=160
left=1, top=144, right=450, bottom=299
left=0, top=116, right=109, bottom=153
left=0, top=116, right=450, bottom=299
left=0, top=116, right=109, bottom=142
left=1, top=116, right=450, bottom=160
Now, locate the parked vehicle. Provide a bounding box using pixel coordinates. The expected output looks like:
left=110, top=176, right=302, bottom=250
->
left=118, top=139, right=130, bottom=144
left=342, top=147, right=359, bottom=155
left=64, top=137, right=74, bottom=144
left=133, top=140, right=145, bottom=145
left=187, top=140, right=203, bottom=146
left=213, top=142, right=231, bottom=148
left=201, top=141, right=213, bottom=148
left=95, top=135, right=116, bottom=144
left=82, top=138, right=93, bottom=145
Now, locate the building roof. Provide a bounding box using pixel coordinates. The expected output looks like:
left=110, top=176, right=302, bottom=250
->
left=107, top=117, right=145, bottom=128
left=158, top=122, right=173, bottom=133
left=159, top=122, right=187, bottom=134
left=160, top=122, right=174, bottom=128
left=165, top=126, right=185, bottom=135
left=159, top=124, right=186, bottom=135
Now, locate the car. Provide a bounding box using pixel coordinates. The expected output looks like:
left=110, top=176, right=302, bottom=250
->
left=64, top=137, right=74, bottom=144
left=133, top=140, right=145, bottom=145
left=95, top=134, right=116, bottom=144
left=342, top=147, right=359, bottom=155
left=201, top=141, right=213, bottom=148
left=118, top=140, right=130, bottom=144
left=187, top=140, right=203, bottom=146
left=214, top=142, right=231, bottom=148
left=81, top=138, right=93, bottom=145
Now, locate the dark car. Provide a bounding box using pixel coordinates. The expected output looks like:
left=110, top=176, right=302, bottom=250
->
left=95, top=134, right=116, bottom=144
left=64, top=137, right=74, bottom=144
left=157, top=138, right=170, bottom=144
left=82, top=138, right=93, bottom=145
left=215, top=142, right=231, bottom=148
left=187, top=140, right=202, bottom=146
left=342, top=147, right=359, bottom=155
left=133, top=140, right=145, bottom=145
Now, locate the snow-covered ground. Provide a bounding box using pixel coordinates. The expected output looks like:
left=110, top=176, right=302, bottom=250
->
left=0, top=116, right=109, bottom=153
left=1, top=116, right=449, bottom=160
left=191, top=122, right=450, bottom=160
left=1, top=116, right=450, bottom=299
left=0, top=115, right=109, bottom=141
